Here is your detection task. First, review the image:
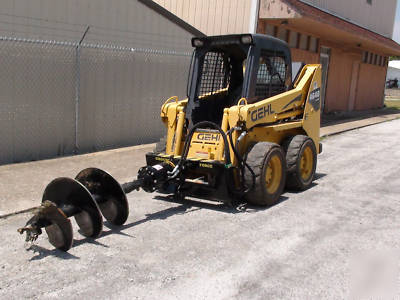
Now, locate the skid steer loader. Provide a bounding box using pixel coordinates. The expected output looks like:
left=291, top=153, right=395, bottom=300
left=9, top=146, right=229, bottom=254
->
left=18, top=34, right=322, bottom=251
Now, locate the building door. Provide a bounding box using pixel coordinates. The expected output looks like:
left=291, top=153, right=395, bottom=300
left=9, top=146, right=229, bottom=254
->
left=320, top=47, right=331, bottom=112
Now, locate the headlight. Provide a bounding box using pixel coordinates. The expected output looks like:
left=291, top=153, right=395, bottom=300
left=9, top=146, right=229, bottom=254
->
left=240, top=35, right=253, bottom=45
left=192, top=38, right=204, bottom=47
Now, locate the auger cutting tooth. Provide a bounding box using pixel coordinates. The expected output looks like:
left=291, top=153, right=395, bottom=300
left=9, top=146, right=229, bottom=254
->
left=76, top=168, right=129, bottom=226
left=18, top=200, right=73, bottom=251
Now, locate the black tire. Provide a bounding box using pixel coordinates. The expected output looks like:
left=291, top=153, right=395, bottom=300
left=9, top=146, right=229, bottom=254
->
left=154, top=135, right=167, bottom=153
left=244, top=142, right=286, bottom=206
left=283, top=135, right=317, bottom=191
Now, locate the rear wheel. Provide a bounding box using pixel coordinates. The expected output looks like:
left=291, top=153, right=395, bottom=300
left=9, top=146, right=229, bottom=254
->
left=283, top=135, right=317, bottom=190
left=244, top=142, right=286, bottom=206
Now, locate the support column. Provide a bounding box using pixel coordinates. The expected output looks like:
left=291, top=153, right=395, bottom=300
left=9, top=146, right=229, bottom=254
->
left=348, top=60, right=360, bottom=111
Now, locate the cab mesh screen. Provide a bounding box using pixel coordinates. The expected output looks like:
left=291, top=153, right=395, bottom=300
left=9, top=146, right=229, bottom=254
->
left=198, top=51, right=231, bottom=96
left=255, top=51, right=286, bottom=99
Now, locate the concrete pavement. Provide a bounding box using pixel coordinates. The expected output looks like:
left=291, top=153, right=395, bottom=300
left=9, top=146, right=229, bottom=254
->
left=0, top=144, right=154, bottom=216
left=1, top=118, right=400, bottom=299
left=0, top=111, right=399, bottom=217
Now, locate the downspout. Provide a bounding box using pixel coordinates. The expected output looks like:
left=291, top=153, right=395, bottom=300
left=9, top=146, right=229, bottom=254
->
left=249, top=0, right=260, bottom=33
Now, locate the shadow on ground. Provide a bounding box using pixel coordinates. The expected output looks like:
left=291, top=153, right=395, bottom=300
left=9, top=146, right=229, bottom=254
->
left=284, top=173, right=326, bottom=194
left=24, top=175, right=326, bottom=259
left=27, top=244, right=80, bottom=261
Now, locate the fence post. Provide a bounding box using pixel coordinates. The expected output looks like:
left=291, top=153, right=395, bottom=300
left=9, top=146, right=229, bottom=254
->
left=74, top=26, right=90, bottom=154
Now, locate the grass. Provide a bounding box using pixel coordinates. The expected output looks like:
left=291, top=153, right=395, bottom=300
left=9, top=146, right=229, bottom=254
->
left=384, top=99, right=400, bottom=110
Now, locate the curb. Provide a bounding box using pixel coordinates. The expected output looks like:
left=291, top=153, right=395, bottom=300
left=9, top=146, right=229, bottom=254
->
left=0, top=143, right=156, bottom=168
left=0, top=207, right=37, bottom=220
left=320, top=113, right=400, bottom=138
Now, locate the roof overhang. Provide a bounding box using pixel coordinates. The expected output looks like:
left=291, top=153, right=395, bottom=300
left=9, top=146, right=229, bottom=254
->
left=259, top=0, right=400, bottom=56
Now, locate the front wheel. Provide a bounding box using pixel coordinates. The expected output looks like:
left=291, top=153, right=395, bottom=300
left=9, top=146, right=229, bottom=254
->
left=244, top=142, right=286, bottom=206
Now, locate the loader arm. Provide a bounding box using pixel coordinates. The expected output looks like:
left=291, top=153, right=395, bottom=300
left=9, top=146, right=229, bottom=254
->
left=226, top=64, right=322, bottom=153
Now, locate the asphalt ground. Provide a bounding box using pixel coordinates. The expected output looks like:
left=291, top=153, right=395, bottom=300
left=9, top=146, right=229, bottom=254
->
left=1, top=111, right=399, bottom=217
left=1, top=119, right=400, bottom=299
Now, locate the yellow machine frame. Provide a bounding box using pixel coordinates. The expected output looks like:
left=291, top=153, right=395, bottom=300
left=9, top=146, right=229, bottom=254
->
left=159, top=64, right=321, bottom=169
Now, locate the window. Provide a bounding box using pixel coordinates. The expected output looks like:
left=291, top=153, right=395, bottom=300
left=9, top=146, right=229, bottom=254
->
left=288, top=31, right=298, bottom=48
left=363, top=51, right=369, bottom=63
left=299, top=34, right=308, bottom=50
left=255, top=51, right=287, bottom=99
left=362, top=51, right=386, bottom=67
left=369, top=52, right=374, bottom=64
left=309, top=37, right=318, bottom=52
left=366, top=0, right=372, bottom=5
left=266, top=24, right=276, bottom=37
left=277, top=27, right=288, bottom=42
left=198, top=51, right=231, bottom=97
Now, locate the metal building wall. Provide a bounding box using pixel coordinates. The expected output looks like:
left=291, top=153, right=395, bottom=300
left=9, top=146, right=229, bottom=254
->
left=0, top=40, right=76, bottom=164
left=153, top=0, right=253, bottom=35
left=0, top=0, right=194, bottom=165
left=77, top=46, right=191, bottom=153
left=0, top=0, right=193, bottom=51
left=300, top=0, right=397, bottom=38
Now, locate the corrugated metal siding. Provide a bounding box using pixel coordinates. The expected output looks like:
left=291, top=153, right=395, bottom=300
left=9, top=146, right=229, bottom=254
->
left=0, top=0, right=192, bottom=51
left=0, top=42, right=76, bottom=164
left=300, top=0, right=397, bottom=38
left=0, top=0, right=194, bottom=165
left=154, top=0, right=253, bottom=35
left=77, top=47, right=191, bottom=153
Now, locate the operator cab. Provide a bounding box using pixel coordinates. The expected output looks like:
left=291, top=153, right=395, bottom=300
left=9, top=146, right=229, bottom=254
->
left=186, top=34, right=293, bottom=125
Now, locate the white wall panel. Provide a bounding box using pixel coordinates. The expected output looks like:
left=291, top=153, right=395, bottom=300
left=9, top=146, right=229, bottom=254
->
left=301, top=0, right=397, bottom=38
left=0, top=0, right=195, bottom=164
left=154, top=0, right=253, bottom=35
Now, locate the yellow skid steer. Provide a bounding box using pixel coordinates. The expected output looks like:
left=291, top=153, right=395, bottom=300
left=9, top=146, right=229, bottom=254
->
left=18, top=34, right=322, bottom=251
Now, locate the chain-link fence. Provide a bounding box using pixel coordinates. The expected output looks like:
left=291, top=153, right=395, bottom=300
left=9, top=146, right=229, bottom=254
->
left=0, top=36, right=192, bottom=165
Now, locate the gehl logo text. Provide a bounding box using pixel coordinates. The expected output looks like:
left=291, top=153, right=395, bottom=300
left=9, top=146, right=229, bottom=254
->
left=197, top=133, right=221, bottom=141
left=251, top=104, right=275, bottom=122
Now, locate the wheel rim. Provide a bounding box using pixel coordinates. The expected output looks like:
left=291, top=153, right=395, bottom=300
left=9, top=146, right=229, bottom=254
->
left=300, top=146, right=313, bottom=181
left=265, top=154, right=283, bottom=194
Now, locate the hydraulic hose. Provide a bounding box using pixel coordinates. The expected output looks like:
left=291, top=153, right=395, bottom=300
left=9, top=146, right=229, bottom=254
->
left=227, top=128, right=256, bottom=195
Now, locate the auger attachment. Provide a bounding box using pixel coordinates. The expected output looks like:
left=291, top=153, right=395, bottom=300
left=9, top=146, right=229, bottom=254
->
left=18, top=162, right=174, bottom=251
left=75, top=168, right=129, bottom=226
left=18, top=177, right=103, bottom=251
